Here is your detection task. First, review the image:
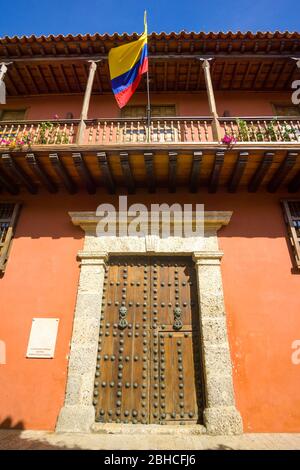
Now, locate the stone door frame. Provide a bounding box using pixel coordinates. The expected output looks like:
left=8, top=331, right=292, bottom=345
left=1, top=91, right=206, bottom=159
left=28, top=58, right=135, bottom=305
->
left=56, top=211, right=243, bottom=435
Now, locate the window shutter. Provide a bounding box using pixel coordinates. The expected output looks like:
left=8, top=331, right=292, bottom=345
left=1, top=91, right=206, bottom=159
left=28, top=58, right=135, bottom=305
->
left=282, top=200, right=300, bottom=268
left=0, top=202, right=21, bottom=273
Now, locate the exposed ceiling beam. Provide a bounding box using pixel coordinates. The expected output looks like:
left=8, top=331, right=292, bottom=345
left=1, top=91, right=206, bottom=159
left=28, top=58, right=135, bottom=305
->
left=72, top=152, right=96, bottom=194
left=267, top=151, right=298, bottom=192
left=119, top=152, right=135, bottom=194
left=97, top=152, right=115, bottom=194
left=49, top=153, right=77, bottom=194
left=25, top=153, right=58, bottom=193
left=209, top=151, right=224, bottom=193
left=0, top=54, right=297, bottom=64
left=189, top=151, right=202, bottom=193
left=144, top=152, right=156, bottom=193
left=288, top=166, right=300, bottom=192
left=0, top=169, right=19, bottom=195
left=47, top=64, right=60, bottom=92
left=36, top=65, right=50, bottom=93
left=1, top=153, right=38, bottom=194
left=248, top=152, right=274, bottom=192
left=228, top=151, right=248, bottom=192
left=168, top=151, right=177, bottom=193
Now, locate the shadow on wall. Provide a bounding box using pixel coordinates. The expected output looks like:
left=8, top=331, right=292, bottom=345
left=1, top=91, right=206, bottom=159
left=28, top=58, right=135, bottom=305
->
left=0, top=417, right=80, bottom=450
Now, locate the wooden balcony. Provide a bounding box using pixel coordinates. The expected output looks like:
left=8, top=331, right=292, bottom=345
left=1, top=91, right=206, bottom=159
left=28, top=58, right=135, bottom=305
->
left=0, top=116, right=300, bottom=196
left=0, top=116, right=299, bottom=150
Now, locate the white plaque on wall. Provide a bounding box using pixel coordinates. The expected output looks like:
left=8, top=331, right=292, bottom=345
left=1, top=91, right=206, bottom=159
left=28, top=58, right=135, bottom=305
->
left=26, top=318, right=59, bottom=358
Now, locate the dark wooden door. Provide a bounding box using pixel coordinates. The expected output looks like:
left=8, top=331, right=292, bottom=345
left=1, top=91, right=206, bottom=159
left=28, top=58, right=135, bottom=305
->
left=94, top=256, right=203, bottom=425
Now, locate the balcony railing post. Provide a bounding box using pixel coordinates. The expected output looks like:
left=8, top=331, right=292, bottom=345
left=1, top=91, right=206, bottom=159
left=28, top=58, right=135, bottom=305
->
left=76, top=60, right=100, bottom=145
left=201, top=59, right=221, bottom=142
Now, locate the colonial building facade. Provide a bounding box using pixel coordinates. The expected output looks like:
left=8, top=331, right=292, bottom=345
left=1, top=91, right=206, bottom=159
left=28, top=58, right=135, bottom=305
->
left=0, top=31, right=300, bottom=434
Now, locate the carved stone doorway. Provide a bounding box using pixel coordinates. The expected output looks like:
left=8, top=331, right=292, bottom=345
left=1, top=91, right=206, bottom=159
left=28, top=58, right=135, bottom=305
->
left=56, top=211, right=243, bottom=435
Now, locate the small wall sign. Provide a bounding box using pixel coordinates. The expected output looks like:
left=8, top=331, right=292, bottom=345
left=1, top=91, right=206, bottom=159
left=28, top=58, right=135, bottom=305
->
left=26, top=318, right=59, bottom=358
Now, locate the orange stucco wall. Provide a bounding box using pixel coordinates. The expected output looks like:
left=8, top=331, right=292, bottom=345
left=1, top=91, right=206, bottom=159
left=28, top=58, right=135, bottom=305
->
left=0, top=189, right=300, bottom=432
left=0, top=90, right=292, bottom=120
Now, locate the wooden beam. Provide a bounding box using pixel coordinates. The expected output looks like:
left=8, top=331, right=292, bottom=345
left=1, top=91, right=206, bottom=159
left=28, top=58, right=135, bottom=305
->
left=164, top=62, right=168, bottom=92
left=72, top=152, right=96, bottom=194
left=36, top=65, right=50, bottom=93
left=49, top=153, right=77, bottom=194
left=24, top=65, right=39, bottom=94
left=4, top=54, right=299, bottom=63
left=48, top=64, right=60, bottom=92
left=209, top=151, right=225, bottom=193
left=97, top=152, right=115, bottom=194
left=5, top=71, right=19, bottom=95
left=219, top=62, right=229, bottom=89
left=189, top=151, right=203, bottom=193
left=71, top=64, right=82, bottom=92
left=275, top=61, right=290, bottom=90
left=168, top=151, right=177, bottom=193
left=242, top=61, right=253, bottom=89
left=267, top=151, right=298, bottom=193
left=119, top=152, right=135, bottom=194
left=144, top=152, right=156, bottom=193
left=228, top=151, right=248, bottom=193
left=58, top=64, right=70, bottom=92
left=288, top=168, right=300, bottom=193
left=95, top=67, right=103, bottom=93
left=0, top=169, right=19, bottom=195
left=283, top=63, right=297, bottom=89
left=13, top=65, right=30, bottom=94
left=248, top=152, right=274, bottom=192
left=185, top=62, right=192, bottom=91
left=229, top=62, right=238, bottom=89
left=252, top=62, right=265, bottom=89
left=26, top=153, right=58, bottom=193
left=1, top=153, right=38, bottom=194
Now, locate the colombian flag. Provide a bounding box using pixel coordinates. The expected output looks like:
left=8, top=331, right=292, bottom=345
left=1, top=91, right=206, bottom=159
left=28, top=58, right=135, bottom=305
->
left=108, top=12, right=148, bottom=108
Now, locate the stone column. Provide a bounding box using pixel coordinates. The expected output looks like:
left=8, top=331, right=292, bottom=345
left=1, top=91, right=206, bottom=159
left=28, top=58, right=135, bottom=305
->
left=193, top=251, right=243, bottom=435
left=56, top=251, right=107, bottom=432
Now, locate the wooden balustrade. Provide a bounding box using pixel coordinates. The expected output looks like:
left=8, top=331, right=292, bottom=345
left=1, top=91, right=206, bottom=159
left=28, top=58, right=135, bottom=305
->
left=220, top=117, right=300, bottom=143
left=0, top=119, right=78, bottom=149
left=0, top=117, right=299, bottom=148
left=83, top=117, right=214, bottom=144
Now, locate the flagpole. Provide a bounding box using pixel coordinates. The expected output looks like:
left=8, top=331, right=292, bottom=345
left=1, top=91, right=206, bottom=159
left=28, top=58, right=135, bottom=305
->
left=146, top=69, right=151, bottom=143
left=145, top=11, right=151, bottom=143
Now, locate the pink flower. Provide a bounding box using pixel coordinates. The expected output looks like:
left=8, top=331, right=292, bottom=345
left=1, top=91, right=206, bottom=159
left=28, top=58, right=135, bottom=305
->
left=222, top=134, right=236, bottom=145
left=53, top=114, right=59, bottom=120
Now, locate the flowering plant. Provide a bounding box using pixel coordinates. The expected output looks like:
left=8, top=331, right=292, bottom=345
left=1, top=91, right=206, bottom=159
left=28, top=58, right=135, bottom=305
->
left=222, top=134, right=237, bottom=146
left=0, top=134, right=31, bottom=149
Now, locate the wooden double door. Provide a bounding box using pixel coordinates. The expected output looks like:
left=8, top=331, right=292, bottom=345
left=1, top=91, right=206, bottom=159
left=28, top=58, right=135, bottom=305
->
left=94, top=256, right=203, bottom=425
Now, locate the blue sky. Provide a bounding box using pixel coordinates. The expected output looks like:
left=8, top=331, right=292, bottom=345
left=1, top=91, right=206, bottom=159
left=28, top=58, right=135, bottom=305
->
left=0, top=0, right=299, bottom=37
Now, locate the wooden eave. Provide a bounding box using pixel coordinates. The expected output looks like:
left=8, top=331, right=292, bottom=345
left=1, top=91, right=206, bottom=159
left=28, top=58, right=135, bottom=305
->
left=1, top=143, right=300, bottom=195
left=0, top=31, right=300, bottom=96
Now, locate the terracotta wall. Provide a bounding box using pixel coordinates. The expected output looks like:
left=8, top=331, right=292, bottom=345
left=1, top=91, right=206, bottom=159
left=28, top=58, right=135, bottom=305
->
left=0, top=189, right=300, bottom=432
left=0, top=91, right=292, bottom=120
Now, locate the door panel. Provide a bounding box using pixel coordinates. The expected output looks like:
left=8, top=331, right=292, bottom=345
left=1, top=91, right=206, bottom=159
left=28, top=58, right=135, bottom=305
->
left=94, top=256, right=203, bottom=425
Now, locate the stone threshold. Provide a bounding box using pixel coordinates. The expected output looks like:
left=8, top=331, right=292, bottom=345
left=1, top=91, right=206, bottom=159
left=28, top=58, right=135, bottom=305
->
left=91, top=423, right=207, bottom=435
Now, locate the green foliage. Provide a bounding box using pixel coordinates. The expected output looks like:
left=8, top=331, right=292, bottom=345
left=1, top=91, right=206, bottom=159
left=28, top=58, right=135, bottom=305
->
left=37, top=121, right=69, bottom=145
left=236, top=119, right=249, bottom=141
